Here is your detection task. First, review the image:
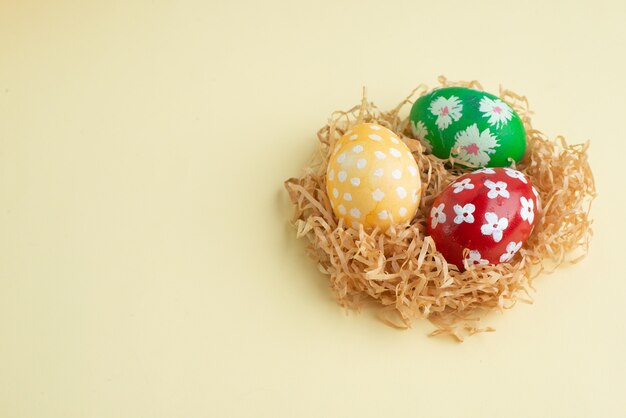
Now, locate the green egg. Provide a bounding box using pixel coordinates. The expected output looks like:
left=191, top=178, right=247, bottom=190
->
left=409, top=86, right=526, bottom=168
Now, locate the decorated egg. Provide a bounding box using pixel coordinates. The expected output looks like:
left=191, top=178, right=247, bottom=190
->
left=326, top=123, right=421, bottom=230
left=427, top=167, right=539, bottom=269
left=409, top=87, right=526, bottom=168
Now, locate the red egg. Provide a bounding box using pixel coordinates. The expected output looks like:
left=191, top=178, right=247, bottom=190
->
left=427, top=168, right=539, bottom=269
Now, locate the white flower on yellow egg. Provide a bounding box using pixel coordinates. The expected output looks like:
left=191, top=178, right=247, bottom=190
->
left=429, top=95, right=463, bottom=130
left=410, top=120, right=432, bottom=153
left=372, top=189, right=385, bottom=202
left=479, top=96, right=513, bottom=129
left=452, top=124, right=499, bottom=167
left=396, top=186, right=407, bottom=199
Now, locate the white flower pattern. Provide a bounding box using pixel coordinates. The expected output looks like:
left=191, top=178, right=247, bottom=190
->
left=474, top=168, right=495, bottom=174
left=484, top=180, right=510, bottom=199
left=453, top=203, right=475, bottom=224
left=479, top=96, right=514, bottom=128
left=410, top=120, right=432, bottom=153
left=451, top=123, right=500, bottom=167
left=430, top=203, right=446, bottom=229
left=504, top=168, right=528, bottom=184
left=452, top=178, right=474, bottom=194
left=500, top=241, right=522, bottom=263
left=480, top=212, right=509, bottom=243
left=532, top=186, right=542, bottom=212
left=520, top=197, right=535, bottom=224
left=429, top=95, right=463, bottom=130
left=466, top=250, right=489, bottom=266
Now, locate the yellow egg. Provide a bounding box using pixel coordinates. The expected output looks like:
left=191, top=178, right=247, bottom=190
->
left=326, top=123, right=422, bottom=230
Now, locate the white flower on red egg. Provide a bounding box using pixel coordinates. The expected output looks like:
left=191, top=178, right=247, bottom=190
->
left=520, top=197, right=535, bottom=223
left=452, top=178, right=474, bottom=194
left=466, top=250, right=489, bottom=266
left=451, top=124, right=499, bottom=167
left=480, top=212, right=509, bottom=243
left=430, top=203, right=446, bottom=229
left=504, top=168, right=528, bottom=184
left=484, top=180, right=510, bottom=199
left=474, top=168, right=495, bottom=174
left=499, top=241, right=522, bottom=263
left=479, top=96, right=513, bottom=128
left=429, top=95, right=463, bottom=130
left=410, top=120, right=432, bottom=153
left=532, top=186, right=542, bottom=212
left=453, top=203, right=475, bottom=224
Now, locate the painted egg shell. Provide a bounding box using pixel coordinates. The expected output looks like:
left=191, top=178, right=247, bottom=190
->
left=409, top=87, right=526, bottom=168
left=427, top=167, right=539, bottom=269
left=326, top=123, right=421, bottom=230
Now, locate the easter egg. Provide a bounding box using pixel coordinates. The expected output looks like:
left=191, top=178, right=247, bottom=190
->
left=326, top=123, right=421, bottom=230
left=409, top=87, right=526, bottom=168
left=427, top=167, right=539, bottom=269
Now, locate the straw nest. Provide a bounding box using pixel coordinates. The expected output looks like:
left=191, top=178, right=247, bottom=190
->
left=284, top=76, right=596, bottom=341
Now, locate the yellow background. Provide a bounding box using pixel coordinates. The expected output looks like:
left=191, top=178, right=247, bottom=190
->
left=1, top=1, right=624, bottom=417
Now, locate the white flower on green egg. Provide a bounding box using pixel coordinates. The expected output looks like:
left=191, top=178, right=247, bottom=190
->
left=479, top=96, right=513, bottom=129
left=410, top=120, right=432, bottom=153
left=451, top=124, right=500, bottom=167
left=428, top=95, right=463, bottom=130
